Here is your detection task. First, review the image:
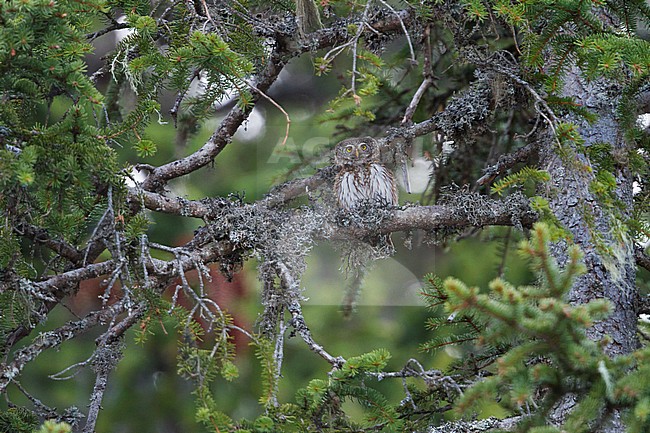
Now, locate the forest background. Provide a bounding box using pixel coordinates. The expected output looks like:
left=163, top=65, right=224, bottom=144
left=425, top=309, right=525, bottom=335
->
left=0, top=0, right=650, bottom=432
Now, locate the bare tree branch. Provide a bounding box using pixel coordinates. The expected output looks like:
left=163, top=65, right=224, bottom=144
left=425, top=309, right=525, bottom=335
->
left=34, top=260, right=117, bottom=296
left=639, top=295, right=650, bottom=316
left=86, top=22, right=129, bottom=40
left=83, top=368, right=110, bottom=433
left=274, top=262, right=345, bottom=368
left=476, top=141, right=539, bottom=186
left=263, top=167, right=336, bottom=207
left=16, top=222, right=83, bottom=265
left=636, top=246, right=650, bottom=273
left=83, top=342, right=123, bottom=433
left=402, top=78, right=433, bottom=125
left=128, top=187, right=212, bottom=218
left=100, top=303, right=147, bottom=345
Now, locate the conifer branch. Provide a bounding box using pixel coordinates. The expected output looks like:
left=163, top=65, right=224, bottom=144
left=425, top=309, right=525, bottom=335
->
left=128, top=75, right=496, bottom=214
left=140, top=53, right=284, bottom=191
left=170, top=69, right=201, bottom=124
left=2, top=0, right=648, bottom=429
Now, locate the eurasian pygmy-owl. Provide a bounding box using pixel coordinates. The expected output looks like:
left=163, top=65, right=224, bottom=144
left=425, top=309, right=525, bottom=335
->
left=333, top=137, right=398, bottom=210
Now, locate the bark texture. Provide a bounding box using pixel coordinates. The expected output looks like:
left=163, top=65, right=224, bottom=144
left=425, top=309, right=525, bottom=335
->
left=543, top=65, right=639, bottom=432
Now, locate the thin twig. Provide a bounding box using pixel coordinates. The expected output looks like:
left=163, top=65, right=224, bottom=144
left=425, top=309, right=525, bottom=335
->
left=401, top=78, right=433, bottom=125
left=491, top=63, right=560, bottom=140
left=86, top=22, right=129, bottom=41
left=48, top=354, right=95, bottom=381
left=13, top=381, right=59, bottom=418
left=199, top=0, right=214, bottom=24
left=351, top=1, right=374, bottom=100
left=101, top=303, right=148, bottom=345
left=242, top=78, right=291, bottom=147
left=288, top=304, right=345, bottom=367
left=377, top=0, right=416, bottom=65
left=170, top=69, right=202, bottom=125
left=273, top=262, right=346, bottom=367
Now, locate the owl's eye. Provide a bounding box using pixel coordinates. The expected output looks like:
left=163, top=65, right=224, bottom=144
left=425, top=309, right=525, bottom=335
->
left=345, top=146, right=353, bottom=153
left=360, top=144, right=367, bottom=151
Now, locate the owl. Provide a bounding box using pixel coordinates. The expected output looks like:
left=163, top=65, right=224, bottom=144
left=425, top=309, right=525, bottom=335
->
left=333, top=137, right=398, bottom=211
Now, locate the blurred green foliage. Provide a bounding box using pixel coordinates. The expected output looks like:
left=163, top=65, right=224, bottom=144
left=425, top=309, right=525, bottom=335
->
left=1, top=0, right=649, bottom=430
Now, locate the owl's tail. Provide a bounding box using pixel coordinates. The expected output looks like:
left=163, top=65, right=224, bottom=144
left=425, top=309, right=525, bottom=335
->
left=340, top=234, right=395, bottom=318
left=341, top=268, right=364, bottom=319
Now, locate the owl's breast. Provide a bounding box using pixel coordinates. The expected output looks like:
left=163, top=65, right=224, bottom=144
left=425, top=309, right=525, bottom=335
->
left=334, top=164, right=398, bottom=210
left=335, top=168, right=369, bottom=211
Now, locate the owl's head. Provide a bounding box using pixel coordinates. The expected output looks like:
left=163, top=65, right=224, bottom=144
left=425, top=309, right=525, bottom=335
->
left=333, top=137, right=380, bottom=165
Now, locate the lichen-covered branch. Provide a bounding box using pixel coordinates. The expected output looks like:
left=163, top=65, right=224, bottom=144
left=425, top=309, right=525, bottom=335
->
left=83, top=342, right=123, bottom=433
left=0, top=300, right=128, bottom=393
left=427, top=417, right=523, bottom=433
left=329, top=198, right=536, bottom=238
left=288, top=306, right=346, bottom=367
left=34, top=260, right=117, bottom=296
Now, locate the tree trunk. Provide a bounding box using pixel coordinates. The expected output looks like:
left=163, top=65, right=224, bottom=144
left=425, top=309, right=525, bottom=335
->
left=543, top=65, right=639, bottom=432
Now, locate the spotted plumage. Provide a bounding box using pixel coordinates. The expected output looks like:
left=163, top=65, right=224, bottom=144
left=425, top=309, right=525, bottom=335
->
left=333, top=137, right=398, bottom=211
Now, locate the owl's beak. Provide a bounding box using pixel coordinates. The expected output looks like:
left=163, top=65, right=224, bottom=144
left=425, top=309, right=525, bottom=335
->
left=355, top=148, right=359, bottom=158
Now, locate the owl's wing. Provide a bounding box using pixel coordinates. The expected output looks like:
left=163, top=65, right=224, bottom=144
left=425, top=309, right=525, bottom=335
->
left=369, top=164, right=398, bottom=206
